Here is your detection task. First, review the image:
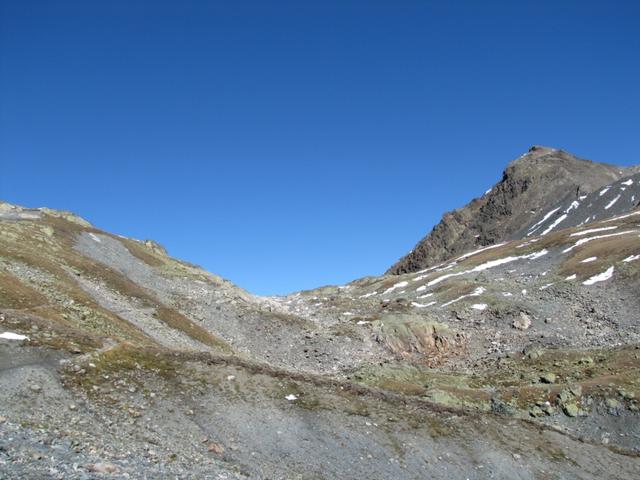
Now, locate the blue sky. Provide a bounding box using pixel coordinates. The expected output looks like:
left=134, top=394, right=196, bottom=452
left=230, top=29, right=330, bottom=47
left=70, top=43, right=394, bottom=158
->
left=1, top=1, right=639, bottom=295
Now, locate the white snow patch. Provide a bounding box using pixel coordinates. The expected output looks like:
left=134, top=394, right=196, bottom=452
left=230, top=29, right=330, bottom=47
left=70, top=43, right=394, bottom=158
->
left=599, top=187, right=611, bottom=196
left=521, top=289, right=527, bottom=296
left=412, top=301, right=436, bottom=308
left=382, top=281, right=408, bottom=295
left=471, top=304, right=487, bottom=311
left=604, top=195, right=621, bottom=210
left=570, top=226, right=618, bottom=237
left=426, top=250, right=548, bottom=287
left=565, top=274, right=577, bottom=281
left=285, top=394, right=298, bottom=401
left=580, top=257, right=598, bottom=263
left=441, top=287, right=485, bottom=308
left=453, top=243, right=507, bottom=263
left=621, top=179, right=634, bottom=186
left=502, top=292, right=513, bottom=297
left=416, top=285, right=428, bottom=292
left=563, top=230, right=639, bottom=253
left=88, top=233, right=102, bottom=243
left=343, top=312, right=354, bottom=316
left=579, top=195, right=588, bottom=201
left=0, top=332, right=29, bottom=341
left=527, top=207, right=562, bottom=236
left=603, top=211, right=640, bottom=222
left=356, top=320, right=370, bottom=325
left=623, top=254, right=640, bottom=263
left=358, top=291, right=377, bottom=299
left=516, top=238, right=540, bottom=249
left=417, top=292, right=434, bottom=299
left=582, top=266, right=614, bottom=286
left=539, top=283, right=554, bottom=290
left=541, top=214, right=567, bottom=235
left=484, top=188, right=492, bottom=195
left=566, top=201, right=580, bottom=213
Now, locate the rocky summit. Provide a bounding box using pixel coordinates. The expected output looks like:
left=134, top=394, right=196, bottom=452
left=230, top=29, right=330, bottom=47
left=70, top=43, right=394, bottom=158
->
left=1, top=147, right=640, bottom=479
left=387, top=146, right=640, bottom=275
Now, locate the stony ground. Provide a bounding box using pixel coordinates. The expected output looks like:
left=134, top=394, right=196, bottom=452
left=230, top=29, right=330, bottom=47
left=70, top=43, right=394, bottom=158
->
left=0, top=192, right=639, bottom=478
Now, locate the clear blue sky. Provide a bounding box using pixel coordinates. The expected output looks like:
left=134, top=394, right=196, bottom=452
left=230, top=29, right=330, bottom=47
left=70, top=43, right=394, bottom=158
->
left=1, top=1, right=639, bottom=295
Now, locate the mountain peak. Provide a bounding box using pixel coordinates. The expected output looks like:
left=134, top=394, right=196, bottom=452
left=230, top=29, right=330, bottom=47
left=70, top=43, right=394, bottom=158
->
left=386, top=147, right=637, bottom=275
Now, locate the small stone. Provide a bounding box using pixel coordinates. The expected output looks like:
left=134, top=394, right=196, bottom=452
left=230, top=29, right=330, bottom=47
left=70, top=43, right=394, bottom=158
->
left=563, top=403, right=580, bottom=417
left=29, top=384, right=42, bottom=393
left=605, top=398, right=622, bottom=412
left=85, top=463, right=118, bottom=474
left=525, top=348, right=544, bottom=360
left=529, top=406, right=544, bottom=417
left=540, top=373, right=557, bottom=384
left=512, top=312, right=532, bottom=330
left=208, top=442, right=225, bottom=455
left=69, top=404, right=77, bottom=411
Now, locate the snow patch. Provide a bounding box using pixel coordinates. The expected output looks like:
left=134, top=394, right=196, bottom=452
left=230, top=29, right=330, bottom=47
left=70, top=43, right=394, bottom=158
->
left=582, top=266, right=614, bottom=286
left=566, top=201, right=580, bottom=213
left=88, top=233, right=102, bottom=243
left=621, top=179, right=634, bottom=186
left=599, top=187, right=611, bottom=196
left=603, top=211, right=640, bottom=222
left=623, top=254, right=640, bottom=263
left=563, top=230, right=639, bottom=253
left=0, top=332, right=29, bottom=341
left=604, top=195, right=621, bottom=210
left=580, top=257, right=598, bottom=263
left=285, top=394, right=298, bottom=401
left=412, top=301, right=436, bottom=308
left=417, top=292, right=434, bottom=299
left=570, top=226, right=618, bottom=237
left=471, top=304, right=487, bottom=311
left=358, top=291, right=377, bottom=299
left=527, top=208, right=561, bottom=236
left=382, top=281, right=408, bottom=295
left=427, top=250, right=548, bottom=287
left=453, top=243, right=507, bottom=263
left=565, top=274, right=577, bottom=281
left=541, top=214, right=567, bottom=235
left=441, top=287, right=485, bottom=308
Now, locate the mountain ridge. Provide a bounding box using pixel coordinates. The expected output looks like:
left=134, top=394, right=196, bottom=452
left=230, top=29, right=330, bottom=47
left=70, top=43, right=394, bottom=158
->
left=1, top=148, right=640, bottom=478
left=386, top=146, right=640, bottom=275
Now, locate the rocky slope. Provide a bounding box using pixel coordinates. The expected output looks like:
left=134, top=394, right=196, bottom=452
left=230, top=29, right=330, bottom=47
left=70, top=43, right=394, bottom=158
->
left=387, top=146, right=640, bottom=275
left=1, top=154, right=640, bottom=479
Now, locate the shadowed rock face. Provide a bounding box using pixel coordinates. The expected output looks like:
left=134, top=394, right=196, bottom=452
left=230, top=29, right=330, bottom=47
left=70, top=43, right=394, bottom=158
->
left=387, top=146, right=640, bottom=275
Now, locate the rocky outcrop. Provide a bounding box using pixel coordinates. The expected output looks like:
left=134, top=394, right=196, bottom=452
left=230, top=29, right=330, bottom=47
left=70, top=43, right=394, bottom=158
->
left=387, top=146, right=638, bottom=274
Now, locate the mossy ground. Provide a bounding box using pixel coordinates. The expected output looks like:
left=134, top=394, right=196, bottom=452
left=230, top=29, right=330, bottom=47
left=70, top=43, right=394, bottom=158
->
left=353, top=345, right=640, bottom=415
